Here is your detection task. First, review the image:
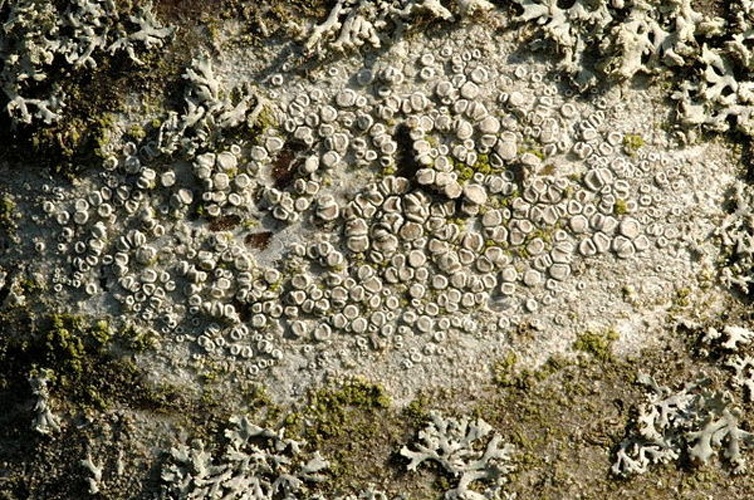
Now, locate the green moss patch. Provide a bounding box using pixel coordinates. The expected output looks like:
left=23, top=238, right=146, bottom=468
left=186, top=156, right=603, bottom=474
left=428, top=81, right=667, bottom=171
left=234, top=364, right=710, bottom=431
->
left=573, top=329, right=620, bottom=361
left=622, top=133, right=645, bottom=156
left=475, top=342, right=754, bottom=499
left=279, top=378, right=408, bottom=493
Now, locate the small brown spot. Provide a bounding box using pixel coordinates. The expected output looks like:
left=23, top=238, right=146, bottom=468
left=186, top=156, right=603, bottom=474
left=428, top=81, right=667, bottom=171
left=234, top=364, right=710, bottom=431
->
left=245, top=231, right=273, bottom=250
left=690, top=0, right=727, bottom=18
left=394, top=123, right=421, bottom=182
left=272, top=141, right=307, bottom=189
left=208, top=214, right=241, bottom=231
left=232, top=298, right=251, bottom=322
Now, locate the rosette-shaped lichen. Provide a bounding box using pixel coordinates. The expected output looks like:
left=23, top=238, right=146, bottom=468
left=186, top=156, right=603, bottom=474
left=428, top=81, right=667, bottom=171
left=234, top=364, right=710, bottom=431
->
left=302, top=0, right=492, bottom=58
left=161, top=416, right=329, bottom=499
left=156, top=53, right=263, bottom=157
left=717, top=180, right=754, bottom=294
left=613, top=374, right=754, bottom=476
left=0, top=0, right=174, bottom=125
left=400, top=411, right=514, bottom=499
left=514, top=0, right=727, bottom=87
left=514, top=0, right=614, bottom=88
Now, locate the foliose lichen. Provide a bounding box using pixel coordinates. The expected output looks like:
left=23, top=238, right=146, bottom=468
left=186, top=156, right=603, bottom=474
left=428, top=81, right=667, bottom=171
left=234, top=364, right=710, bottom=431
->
left=0, top=0, right=174, bottom=126
left=161, top=416, right=329, bottom=499
left=613, top=373, right=754, bottom=476
left=400, top=411, right=515, bottom=499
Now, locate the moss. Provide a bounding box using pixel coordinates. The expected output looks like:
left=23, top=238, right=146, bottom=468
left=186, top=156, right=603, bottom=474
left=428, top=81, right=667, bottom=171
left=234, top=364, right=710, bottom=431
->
left=528, top=226, right=554, bottom=245
left=456, top=165, right=475, bottom=182
left=0, top=195, right=17, bottom=221
left=0, top=311, right=155, bottom=414
left=93, top=112, right=119, bottom=157
left=540, top=163, right=556, bottom=175
left=200, top=368, right=220, bottom=384
left=268, top=280, right=283, bottom=293
left=670, top=286, right=693, bottom=312
left=403, top=394, right=432, bottom=428
left=451, top=152, right=496, bottom=183
left=621, top=284, right=637, bottom=303
left=251, top=104, right=279, bottom=135
left=240, top=382, right=279, bottom=420
left=122, top=323, right=158, bottom=351
left=622, top=133, right=645, bottom=156
left=380, top=165, right=398, bottom=176
left=91, top=319, right=113, bottom=345
left=45, top=313, right=107, bottom=377
left=2, top=2, right=189, bottom=176
left=20, top=276, right=47, bottom=295
left=518, top=145, right=545, bottom=161
left=492, top=352, right=572, bottom=391
left=0, top=307, right=240, bottom=497
left=513, top=245, right=531, bottom=260
left=498, top=188, right=520, bottom=208
left=297, top=378, right=391, bottom=439
left=572, top=329, right=619, bottom=361
left=126, top=123, right=147, bottom=141
left=478, top=335, right=752, bottom=497
left=492, top=350, right=519, bottom=387
left=205, top=17, right=223, bottom=42
left=284, top=377, right=399, bottom=488
left=0, top=194, right=19, bottom=238
left=241, top=218, right=259, bottom=229
left=31, top=313, right=161, bottom=409
left=613, top=198, right=629, bottom=215
left=676, top=286, right=692, bottom=303
left=473, top=153, right=493, bottom=175
left=446, top=217, right=468, bottom=230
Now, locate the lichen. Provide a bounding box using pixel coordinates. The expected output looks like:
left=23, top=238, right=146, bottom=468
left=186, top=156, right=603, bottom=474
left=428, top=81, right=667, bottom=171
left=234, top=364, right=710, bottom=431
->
left=0, top=0, right=175, bottom=127
left=161, top=416, right=330, bottom=499
left=400, top=411, right=515, bottom=499
left=613, top=373, right=754, bottom=476
left=3, top=0, right=754, bottom=497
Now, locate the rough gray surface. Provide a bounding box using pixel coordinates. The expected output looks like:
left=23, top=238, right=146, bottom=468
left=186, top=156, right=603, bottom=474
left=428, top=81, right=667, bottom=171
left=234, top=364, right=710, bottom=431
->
left=5, top=0, right=754, bottom=498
